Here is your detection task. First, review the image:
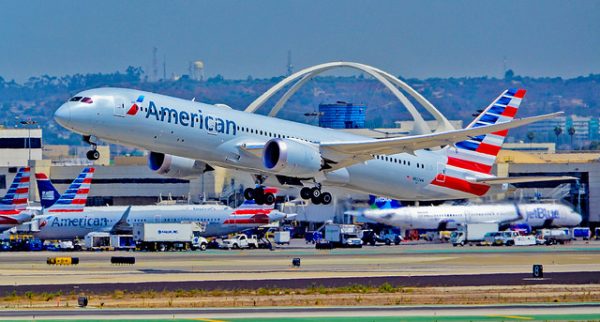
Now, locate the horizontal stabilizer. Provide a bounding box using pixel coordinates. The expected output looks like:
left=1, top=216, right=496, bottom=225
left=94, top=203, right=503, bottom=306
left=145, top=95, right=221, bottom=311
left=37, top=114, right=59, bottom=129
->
left=473, top=176, right=577, bottom=185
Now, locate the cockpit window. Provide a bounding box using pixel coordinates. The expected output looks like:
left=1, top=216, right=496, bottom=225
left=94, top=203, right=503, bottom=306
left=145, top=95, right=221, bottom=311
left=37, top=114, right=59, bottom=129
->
left=81, top=97, right=93, bottom=104
left=69, top=96, right=82, bottom=102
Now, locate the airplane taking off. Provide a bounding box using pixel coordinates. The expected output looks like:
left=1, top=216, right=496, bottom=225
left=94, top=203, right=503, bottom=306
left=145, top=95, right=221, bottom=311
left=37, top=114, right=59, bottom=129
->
left=348, top=202, right=582, bottom=230
left=33, top=174, right=288, bottom=240
left=54, top=87, right=569, bottom=205
left=0, top=167, right=36, bottom=232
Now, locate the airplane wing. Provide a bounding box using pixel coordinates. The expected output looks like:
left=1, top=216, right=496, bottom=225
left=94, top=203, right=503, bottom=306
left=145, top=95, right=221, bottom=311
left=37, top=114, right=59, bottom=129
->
left=472, top=176, right=577, bottom=185
left=319, top=112, right=562, bottom=170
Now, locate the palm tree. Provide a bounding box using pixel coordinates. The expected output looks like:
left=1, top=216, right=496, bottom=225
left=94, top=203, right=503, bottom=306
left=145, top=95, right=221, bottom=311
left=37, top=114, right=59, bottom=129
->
left=568, top=126, right=576, bottom=150
left=553, top=126, right=562, bottom=146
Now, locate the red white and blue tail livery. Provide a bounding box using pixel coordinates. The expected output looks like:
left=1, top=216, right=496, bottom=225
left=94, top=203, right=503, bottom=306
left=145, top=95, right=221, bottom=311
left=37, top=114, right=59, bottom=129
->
left=0, top=167, right=30, bottom=215
left=224, top=187, right=279, bottom=225
left=46, top=167, right=95, bottom=213
left=0, top=167, right=36, bottom=231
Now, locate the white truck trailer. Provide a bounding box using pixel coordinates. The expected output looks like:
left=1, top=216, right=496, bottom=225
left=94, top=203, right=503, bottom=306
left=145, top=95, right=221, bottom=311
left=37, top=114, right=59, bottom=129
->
left=133, top=223, right=207, bottom=251
left=319, top=224, right=363, bottom=248
left=450, top=223, right=499, bottom=246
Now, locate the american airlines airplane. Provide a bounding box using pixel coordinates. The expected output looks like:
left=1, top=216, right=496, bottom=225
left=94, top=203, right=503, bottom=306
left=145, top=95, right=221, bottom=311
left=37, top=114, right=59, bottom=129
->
left=53, top=87, right=567, bottom=205
left=349, top=202, right=582, bottom=230
left=33, top=171, right=287, bottom=240
left=0, top=167, right=36, bottom=232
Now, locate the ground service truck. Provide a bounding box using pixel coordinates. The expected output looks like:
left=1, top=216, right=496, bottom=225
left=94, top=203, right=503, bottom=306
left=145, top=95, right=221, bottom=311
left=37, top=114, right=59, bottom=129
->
left=450, top=223, right=499, bottom=246
left=133, top=223, right=207, bottom=251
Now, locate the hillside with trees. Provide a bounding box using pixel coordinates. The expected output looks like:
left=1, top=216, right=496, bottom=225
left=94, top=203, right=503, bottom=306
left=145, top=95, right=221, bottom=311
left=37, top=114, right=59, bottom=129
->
left=1, top=67, right=599, bottom=150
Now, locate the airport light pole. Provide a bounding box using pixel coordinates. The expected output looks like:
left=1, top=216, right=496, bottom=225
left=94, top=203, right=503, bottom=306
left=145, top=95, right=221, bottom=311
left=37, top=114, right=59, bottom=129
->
left=19, top=118, right=38, bottom=166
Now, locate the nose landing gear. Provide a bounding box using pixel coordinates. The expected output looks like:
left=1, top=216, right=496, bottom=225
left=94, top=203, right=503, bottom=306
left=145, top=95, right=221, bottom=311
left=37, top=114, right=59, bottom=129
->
left=300, top=186, right=332, bottom=205
left=83, top=135, right=100, bottom=161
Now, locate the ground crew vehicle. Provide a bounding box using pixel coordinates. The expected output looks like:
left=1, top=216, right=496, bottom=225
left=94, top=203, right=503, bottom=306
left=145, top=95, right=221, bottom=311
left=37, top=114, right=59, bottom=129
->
left=451, top=223, right=499, bottom=246
left=319, top=224, right=363, bottom=248
left=220, top=234, right=259, bottom=249
left=133, top=223, right=207, bottom=251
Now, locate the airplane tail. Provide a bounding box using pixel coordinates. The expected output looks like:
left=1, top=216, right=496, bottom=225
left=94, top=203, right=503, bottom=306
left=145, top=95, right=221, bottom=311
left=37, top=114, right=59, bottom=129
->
left=46, top=167, right=95, bottom=213
left=0, top=167, right=30, bottom=214
left=368, top=195, right=402, bottom=209
left=35, top=173, right=61, bottom=209
left=446, top=88, right=526, bottom=174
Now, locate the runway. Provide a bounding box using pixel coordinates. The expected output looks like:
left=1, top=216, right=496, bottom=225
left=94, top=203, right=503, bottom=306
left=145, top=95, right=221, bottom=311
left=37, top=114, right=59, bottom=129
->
left=1, top=303, right=600, bottom=320
left=1, top=241, right=599, bottom=293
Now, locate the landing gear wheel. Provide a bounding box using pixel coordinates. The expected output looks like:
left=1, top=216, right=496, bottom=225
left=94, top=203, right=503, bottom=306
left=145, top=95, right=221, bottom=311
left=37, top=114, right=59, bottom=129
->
left=86, top=150, right=100, bottom=161
left=310, top=187, right=321, bottom=198
left=300, top=187, right=312, bottom=200
left=264, top=193, right=275, bottom=205
left=244, top=188, right=255, bottom=200
left=320, top=192, right=332, bottom=205
left=311, top=195, right=322, bottom=205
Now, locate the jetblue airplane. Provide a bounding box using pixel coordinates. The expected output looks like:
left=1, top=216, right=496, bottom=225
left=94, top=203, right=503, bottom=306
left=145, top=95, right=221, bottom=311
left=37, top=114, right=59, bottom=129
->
left=348, top=201, right=582, bottom=230
left=54, top=87, right=567, bottom=205
left=33, top=172, right=287, bottom=240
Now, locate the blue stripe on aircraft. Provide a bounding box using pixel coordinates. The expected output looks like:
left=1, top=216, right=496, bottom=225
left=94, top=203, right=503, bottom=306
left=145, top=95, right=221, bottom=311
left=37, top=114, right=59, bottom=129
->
left=497, top=96, right=511, bottom=105
left=456, top=141, right=479, bottom=151
left=470, top=135, right=486, bottom=142
left=480, top=114, right=500, bottom=124
left=472, top=122, right=488, bottom=128
left=506, top=88, right=517, bottom=96
left=488, top=105, right=505, bottom=115
left=55, top=199, right=74, bottom=205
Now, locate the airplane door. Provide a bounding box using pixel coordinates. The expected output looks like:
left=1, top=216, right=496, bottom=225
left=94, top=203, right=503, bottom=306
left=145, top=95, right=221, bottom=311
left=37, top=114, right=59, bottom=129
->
left=114, top=99, right=126, bottom=117
left=436, top=162, right=446, bottom=182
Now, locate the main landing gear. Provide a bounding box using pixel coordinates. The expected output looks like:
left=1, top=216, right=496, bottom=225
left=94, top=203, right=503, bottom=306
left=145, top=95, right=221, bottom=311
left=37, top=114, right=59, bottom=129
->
left=300, top=185, right=332, bottom=205
left=83, top=135, right=100, bottom=161
left=244, top=186, right=276, bottom=205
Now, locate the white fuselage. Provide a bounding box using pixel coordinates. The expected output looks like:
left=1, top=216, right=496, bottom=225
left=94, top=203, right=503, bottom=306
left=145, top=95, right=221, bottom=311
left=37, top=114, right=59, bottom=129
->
left=34, top=204, right=283, bottom=240
left=361, top=203, right=582, bottom=230
left=54, top=88, right=491, bottom=201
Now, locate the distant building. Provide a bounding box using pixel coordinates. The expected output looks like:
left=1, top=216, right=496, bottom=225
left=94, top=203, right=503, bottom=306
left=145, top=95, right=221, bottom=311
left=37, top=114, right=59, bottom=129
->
left=319, top=102, right=367, bottom=129
left=527, top=115, right=600, bottom=145
left=0, top=128, right=42, bottom=167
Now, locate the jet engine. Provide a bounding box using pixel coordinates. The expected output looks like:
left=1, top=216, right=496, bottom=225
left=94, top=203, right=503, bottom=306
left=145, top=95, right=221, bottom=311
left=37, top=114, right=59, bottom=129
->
left=263, top=138, right=323, bottom=177
left=148, top=152, right=212, bottom=179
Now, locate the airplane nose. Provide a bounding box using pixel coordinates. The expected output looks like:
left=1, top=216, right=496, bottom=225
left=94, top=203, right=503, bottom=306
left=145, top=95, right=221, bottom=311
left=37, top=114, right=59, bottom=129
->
left=54, top=104, right=71, bottom=127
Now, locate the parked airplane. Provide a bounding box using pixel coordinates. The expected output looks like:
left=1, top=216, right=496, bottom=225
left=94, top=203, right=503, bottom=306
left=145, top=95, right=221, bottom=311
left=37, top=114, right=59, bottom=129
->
left=348, top=201, right=582, bottom=230
left=54, top=87, right=568, bottom=205
left=33, top=174, right=287, bottom=240
left=0, top=167, right=36, bottom=232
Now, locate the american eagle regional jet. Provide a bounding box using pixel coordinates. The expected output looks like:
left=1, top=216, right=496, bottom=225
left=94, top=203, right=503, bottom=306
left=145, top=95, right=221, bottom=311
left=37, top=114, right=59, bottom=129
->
left=54, top=87, right=568, bottom=205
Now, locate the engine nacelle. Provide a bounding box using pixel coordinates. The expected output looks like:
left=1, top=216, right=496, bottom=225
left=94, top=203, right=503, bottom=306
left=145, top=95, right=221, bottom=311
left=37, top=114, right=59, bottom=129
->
left=263, top=138, right=323, bottom=178
left=148, top=152, right=210, bottom=179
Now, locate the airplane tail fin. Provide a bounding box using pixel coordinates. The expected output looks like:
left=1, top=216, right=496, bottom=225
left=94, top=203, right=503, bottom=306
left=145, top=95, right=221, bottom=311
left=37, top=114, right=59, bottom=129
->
left=368, top=195, right=403, bottom=210
left=0, top=167, right=30, bottom=213
left=46, top=167, right=94, bottom=213
left=35, top=173, right=61, bottom=209
left=446, top=88, right=526, bottom=174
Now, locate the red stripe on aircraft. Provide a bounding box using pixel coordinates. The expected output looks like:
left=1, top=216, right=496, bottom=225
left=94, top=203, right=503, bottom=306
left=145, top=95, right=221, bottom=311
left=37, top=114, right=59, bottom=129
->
left=48, top=209, right=84, bottom=213
left=12, top=198, right=27, bottom=204
left=233, top=209, right=273, bottom=215
left=70, top=199, right=87, bottom=205
left=514, top=89, right=526, bottom=99
left=77, top=188, right=90, bottom=194
left=0, top=210, right=19, bottom=215
left=476, top=143, right=502, bottom=156
left=19, top=177, right=30, bottom=183
left=35, top=173, right=49, bottom=179
left=430, top=175, right=490, bottom=196
left=447, top=157, right=492, bottom=174
left=0, top=217, right=18, bottom=224
left=15, top=188, right=28, bottom=194
left=83, top=178, right=92, bottom=184
left=502, top=106, right=518, bottom=118
left=492, top=129, right=508, bottom=137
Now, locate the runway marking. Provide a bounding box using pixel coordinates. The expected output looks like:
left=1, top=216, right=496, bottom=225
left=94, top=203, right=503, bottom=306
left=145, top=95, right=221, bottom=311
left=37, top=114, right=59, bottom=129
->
left=191, top=318, right=228, bottom=322
left=489, top=314, right=534, bottom=320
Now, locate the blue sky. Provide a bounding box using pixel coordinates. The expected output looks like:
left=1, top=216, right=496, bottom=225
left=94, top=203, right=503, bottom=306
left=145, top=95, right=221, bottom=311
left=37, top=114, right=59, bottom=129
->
left=1, top=0, right=598, bottom=81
